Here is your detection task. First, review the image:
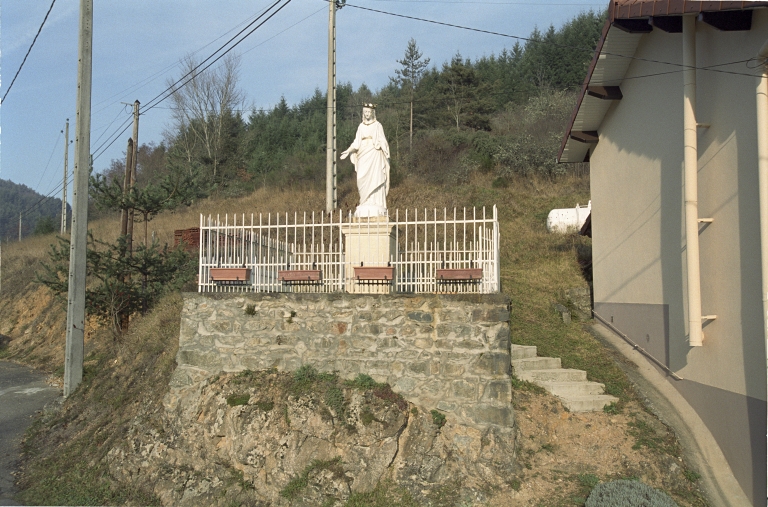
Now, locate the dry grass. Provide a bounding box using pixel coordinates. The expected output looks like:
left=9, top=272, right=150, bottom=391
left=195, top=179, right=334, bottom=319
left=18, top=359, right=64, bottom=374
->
left=4, top=171, right=709, bottom=506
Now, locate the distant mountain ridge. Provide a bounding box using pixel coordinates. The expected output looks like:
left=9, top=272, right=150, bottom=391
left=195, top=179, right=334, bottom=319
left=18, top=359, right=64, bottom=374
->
left=0, top=178, right=66, bottom=242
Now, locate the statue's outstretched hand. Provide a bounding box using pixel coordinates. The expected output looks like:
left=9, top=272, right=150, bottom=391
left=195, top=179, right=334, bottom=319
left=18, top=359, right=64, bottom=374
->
left=340, top=150, right=349, bottom=160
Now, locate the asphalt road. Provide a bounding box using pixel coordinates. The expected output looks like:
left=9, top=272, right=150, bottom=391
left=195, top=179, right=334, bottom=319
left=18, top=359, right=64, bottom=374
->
left=0, top=361, right=60, bottom=506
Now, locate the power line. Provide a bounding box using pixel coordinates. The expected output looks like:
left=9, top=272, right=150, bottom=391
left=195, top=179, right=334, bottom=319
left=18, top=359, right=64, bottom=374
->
left=91, top=0, right=294, bottom=164
left=33, top=131, right=63, bottom=193
left=341, top=1, right=762, bottom=79
left=369, top=0, right=604, bottom=3
left=89, top=0, right=290, bottom=162
left=19, top=172, right=74, bottom=219
left=92, top=120, right=133, bottom=163
left=92, top=104, right=133, bottom=146
left=92, top=2, right=283, bottom=114
left=1, top=0, right=57, bottom=104
left=142, top=0, right=293, bottom=113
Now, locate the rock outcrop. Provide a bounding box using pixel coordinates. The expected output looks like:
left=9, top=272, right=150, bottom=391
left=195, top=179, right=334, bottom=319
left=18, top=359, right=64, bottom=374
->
left=108, top=369, right=518, bottom=506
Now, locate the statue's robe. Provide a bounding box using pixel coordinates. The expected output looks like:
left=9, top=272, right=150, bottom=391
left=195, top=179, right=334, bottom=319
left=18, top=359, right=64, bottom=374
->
left=347, top=120, right=390, bottom=217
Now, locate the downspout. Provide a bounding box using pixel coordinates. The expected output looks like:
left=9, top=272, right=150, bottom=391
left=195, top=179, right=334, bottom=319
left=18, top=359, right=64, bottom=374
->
left=683, top=15, right=703, bottom=346
left=756, top=37, right=768, bottom=503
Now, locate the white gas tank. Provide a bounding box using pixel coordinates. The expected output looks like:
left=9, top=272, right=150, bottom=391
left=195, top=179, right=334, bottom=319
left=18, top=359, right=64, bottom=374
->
left=546, top=200, right=591, bottom=233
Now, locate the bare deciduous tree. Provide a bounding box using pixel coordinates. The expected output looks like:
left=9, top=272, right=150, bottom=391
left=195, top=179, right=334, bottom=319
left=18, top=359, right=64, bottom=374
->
left=165, top=53, right=245, bottom=182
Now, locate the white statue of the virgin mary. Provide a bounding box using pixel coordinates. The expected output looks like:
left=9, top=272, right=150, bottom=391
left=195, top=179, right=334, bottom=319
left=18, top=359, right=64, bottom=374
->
left=340, top=104, right=390, bottom=218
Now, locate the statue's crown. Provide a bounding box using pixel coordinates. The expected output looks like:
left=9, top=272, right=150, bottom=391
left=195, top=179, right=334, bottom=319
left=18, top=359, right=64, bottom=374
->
left=363, top=103, right=377, bottom=109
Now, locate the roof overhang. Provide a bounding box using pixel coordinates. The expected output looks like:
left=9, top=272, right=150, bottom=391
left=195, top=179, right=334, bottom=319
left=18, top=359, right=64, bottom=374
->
left=557, top=0, right=768, bottom=164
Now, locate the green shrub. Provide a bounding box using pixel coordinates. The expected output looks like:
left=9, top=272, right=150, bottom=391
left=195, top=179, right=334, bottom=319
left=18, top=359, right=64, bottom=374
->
left=226, top=394, right=250, bottom=407
left=430, top=409, right=446, bottom=428
left=255, top=400, right=274, bottom=412
left=244, top=304, right=256, bottom=316
left=585, top=480, right=678, bottom=507
left=280, top=457, right=344, bottom=500
left=345, top=374, right=382, bottom=390
left=324, top=386, right=345, bottom=418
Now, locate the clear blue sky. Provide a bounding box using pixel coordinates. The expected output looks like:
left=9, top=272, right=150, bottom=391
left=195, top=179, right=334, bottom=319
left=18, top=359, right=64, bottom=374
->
left=1, top=0, right=604, bottom=200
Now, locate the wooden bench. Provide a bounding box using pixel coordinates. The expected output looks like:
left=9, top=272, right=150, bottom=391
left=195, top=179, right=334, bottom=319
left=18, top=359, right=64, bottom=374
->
left=278, top=269, right=322, bottom=283
left=354, top=266, right=394, bottom=281
left=209, top=267, right=251, bottom=285
left=435, top=268, right=483, bottom=281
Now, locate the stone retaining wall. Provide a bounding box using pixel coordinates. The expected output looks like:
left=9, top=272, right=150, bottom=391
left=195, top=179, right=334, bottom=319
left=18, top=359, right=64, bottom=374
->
left=172, top=292, right=513, bottom=428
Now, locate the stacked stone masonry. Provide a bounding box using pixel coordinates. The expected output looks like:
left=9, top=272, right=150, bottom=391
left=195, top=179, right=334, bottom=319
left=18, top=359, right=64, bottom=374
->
left=174, top=292, right=513, bottom=428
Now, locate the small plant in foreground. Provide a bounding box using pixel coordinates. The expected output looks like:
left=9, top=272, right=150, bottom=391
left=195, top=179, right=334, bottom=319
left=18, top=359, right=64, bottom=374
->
left=540, top=442, right=556, bottom=453
left=578, top=473, right=599, bottom=488
left=345, top=373, right=383, bottom=390
left=511, top=375, right=546, bottom=394
left=280, top=457, right=344, bottom=500
left=255, top=400, right=274, bottom=412
left=324, top=386, right=346, bottom=419
left=603, top=402, right=620, bottom=414
left=244, top=304, right=256, bottom=316
left=226, top=394, right=250, bottom=407
left=683, top=469, right=701, bottom=483
left=430, top=409, right=446, bottom=428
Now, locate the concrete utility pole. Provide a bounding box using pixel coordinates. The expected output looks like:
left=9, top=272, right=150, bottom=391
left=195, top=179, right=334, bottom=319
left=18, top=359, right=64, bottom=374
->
left=64, top=0, right=93, bottom=398
left=325, top=0, right=341, bottom=213
left=61, top=119, right=70, bottom=235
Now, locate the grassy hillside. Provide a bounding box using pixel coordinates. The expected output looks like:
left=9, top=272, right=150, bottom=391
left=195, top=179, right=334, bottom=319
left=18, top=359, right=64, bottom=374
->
left=0, top=167, right=708, bottom=506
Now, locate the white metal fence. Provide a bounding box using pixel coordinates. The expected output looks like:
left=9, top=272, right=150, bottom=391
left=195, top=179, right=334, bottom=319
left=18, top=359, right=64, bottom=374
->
left=198, top=206, right=499, bottom=294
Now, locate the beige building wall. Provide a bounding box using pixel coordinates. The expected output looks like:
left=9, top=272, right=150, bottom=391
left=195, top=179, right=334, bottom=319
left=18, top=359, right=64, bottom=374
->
left=589, top=11, right=767, bottom=504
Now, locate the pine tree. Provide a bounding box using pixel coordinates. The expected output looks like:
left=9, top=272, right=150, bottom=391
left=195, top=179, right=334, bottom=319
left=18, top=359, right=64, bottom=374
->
left=393, top=39, right=430, bottom=150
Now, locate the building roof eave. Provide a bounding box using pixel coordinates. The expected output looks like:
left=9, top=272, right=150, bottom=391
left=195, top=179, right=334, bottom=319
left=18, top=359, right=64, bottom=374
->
left=557, top=0, right=768, bottom=164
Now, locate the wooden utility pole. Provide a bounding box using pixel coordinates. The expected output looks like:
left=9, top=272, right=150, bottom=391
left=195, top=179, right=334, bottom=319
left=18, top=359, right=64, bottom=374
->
left=18, top=213, right=21, bottom=241
left=127, top=100, right=139, bottom=248
left=61, top=119, right=70, bottom=234
left=120, top=138, right=134, bottom=237
left=325, top=0, right=339, bottom=213
left=64, top=0, right=93, bottom=398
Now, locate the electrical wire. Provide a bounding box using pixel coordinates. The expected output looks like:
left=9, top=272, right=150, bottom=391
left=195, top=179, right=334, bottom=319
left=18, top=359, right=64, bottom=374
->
left=33, top=131, right=63, bottom=193
left=142, top=0, right=293, bottom=113
left=92, top=104, right=133, bottom=147
left=90, top=0, right=294, bottom=163
left=340, top=1, right=763, bottom=79
left=92, top=120, right=134, bottom=163
left=19, top=172, right=74, bottom=219
left=92, top=1, right=282, bottom=114
left=368, top=0, right=603, bottom=3
left=1, top=0, right=57, bottom=104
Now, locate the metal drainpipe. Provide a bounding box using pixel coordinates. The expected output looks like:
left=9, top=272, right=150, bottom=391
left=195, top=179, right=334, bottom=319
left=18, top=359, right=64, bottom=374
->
left=755, top=38, right=768, bottom=503
left=683, top=15, right=703, bottom=346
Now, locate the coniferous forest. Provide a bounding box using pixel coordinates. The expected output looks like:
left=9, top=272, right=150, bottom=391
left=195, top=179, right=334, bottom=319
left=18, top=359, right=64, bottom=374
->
left=2, top=11, right=604, bottom=241
left=104, top=11, right=604, bottom=199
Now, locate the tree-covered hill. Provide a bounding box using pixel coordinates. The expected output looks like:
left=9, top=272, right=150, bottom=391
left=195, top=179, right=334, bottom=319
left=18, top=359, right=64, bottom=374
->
left=112, top=10, right=604, bottom=197
left=0, top=179, right=66, bottom=242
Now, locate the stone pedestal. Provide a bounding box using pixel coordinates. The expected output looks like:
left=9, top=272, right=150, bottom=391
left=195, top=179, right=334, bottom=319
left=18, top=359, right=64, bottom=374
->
left=341, top=216, right=396, bottom=294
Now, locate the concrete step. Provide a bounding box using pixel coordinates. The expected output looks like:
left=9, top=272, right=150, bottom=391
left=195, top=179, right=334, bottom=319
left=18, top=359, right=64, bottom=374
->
left=517, top=368, right=587, bottom=383
left=510, top=343, right=617, bottom=413
left=537, top=380, right=606, bottom=397
left=559, top=394, right=619, bottom=413
left=511, top=356, right=561, bottom=373
left=510, top=344, right=537, bottom=360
